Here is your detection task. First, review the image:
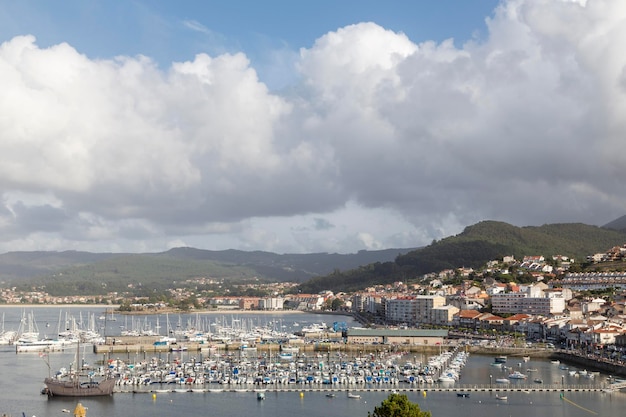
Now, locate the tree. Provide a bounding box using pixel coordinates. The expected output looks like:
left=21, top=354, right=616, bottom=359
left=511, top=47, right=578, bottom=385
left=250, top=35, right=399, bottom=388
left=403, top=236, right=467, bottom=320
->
left=368, top=393, right=431, bottom=417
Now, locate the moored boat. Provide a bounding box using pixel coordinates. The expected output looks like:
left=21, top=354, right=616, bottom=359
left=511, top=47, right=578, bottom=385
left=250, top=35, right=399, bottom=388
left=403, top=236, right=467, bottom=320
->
left=508, top=371, right=527, bottom=379
left=43, top=341, right=115, bottom=397
left=43, top=375, right=115, bottom=397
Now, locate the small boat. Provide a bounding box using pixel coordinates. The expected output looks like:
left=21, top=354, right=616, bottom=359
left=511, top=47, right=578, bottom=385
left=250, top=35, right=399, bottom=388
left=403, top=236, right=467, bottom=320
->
left=496, top=395, right=508, bottom=401
left=257, top=391, right=266, bottom=400
left=522, top=356, right=530, bottom=362
left=533, top=378, right=543, bottom=384
left=494, top=356, right=507, bottom=364
left=348, top=393, right=361, bottom=399
left=508, top=371, right=527, bottom=379
left=551, top=360, right=560, bottom=365
left=456, top=393, right=470, bottom=398
left=495, top=378, right=510, bottom=384
left=326, top=393, right=336, bottom=398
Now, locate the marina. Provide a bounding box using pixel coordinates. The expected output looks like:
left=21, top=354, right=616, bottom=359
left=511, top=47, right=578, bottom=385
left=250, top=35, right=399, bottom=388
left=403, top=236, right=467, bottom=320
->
left=0, top=307, right=625, bottom=417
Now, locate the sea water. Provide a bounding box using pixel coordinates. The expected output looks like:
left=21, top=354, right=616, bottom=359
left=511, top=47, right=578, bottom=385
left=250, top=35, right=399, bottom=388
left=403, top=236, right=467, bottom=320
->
left=0, top=306, right=623, bottom=417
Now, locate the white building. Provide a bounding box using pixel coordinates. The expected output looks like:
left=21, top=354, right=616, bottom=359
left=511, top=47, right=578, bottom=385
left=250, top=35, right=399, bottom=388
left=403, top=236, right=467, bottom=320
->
left=385, top=296, right=446, bottom=325
left=491, top=292, right=565, bottom=315
left=258, top=297, right=284, bottom=310
left=431, top=305, right=460, bottom=325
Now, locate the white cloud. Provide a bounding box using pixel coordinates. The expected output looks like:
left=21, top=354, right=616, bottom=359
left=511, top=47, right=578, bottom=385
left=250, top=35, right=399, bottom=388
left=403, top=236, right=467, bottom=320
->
left=183, top=20, right=210, bottom=35
left=1, top=0, right=626, bottom=254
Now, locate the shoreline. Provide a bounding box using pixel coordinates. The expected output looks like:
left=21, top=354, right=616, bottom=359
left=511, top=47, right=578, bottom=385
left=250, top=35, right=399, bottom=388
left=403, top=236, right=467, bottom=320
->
left=0, top=304, right=326, bottom=316
left=0, top=304, right=116, bottom=308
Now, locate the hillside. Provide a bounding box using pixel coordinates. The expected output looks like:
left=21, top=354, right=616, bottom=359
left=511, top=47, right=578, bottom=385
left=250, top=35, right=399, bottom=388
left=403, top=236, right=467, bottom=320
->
left=295, top=221, right=626, bottom=293
left=0, top=247, right=417, bottom=296
left=603, top=215, right=626, bottom=232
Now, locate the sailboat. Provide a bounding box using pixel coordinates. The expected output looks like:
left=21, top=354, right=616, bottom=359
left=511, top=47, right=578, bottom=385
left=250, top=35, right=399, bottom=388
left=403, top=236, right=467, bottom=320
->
left=43, top=340, right=115, bottom=397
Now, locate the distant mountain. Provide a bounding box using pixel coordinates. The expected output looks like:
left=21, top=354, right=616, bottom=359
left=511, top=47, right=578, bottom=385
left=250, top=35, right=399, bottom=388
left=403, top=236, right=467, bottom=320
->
left=0, top=251, right=119, bottom=282
left=296, top=221, right=626, bottom=293
left=0, top=247, right=419, bottom=293
left=603, top=214, right=626, bottom=232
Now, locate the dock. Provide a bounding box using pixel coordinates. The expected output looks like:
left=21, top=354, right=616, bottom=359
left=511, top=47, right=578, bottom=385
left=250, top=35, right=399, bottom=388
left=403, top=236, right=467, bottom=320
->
left=114, top=383, right=623, bottom=394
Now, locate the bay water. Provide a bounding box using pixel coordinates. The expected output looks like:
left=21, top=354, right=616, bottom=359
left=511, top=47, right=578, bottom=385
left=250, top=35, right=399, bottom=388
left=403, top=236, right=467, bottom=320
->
left=0, top=306, right=623, bottom=417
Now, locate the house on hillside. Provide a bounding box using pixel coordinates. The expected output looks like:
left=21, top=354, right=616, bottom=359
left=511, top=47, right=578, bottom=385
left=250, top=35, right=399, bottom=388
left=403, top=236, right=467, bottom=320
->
left=452, top=309, right=482, bottom=328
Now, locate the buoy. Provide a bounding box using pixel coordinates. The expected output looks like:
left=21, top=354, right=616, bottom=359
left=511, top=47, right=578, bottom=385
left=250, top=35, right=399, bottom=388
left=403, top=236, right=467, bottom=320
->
left=73, top=403, right=86, bottom=417
left=300, top=392, right=304, bottom=398
left=422, top=391, right=427, bottom=398
left=152, top=393, right=157, bottom=400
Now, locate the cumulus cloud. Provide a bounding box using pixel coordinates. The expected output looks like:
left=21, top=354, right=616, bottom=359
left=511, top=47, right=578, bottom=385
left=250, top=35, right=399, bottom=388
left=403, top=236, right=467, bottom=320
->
left=1, top=0, right=625, bottom=253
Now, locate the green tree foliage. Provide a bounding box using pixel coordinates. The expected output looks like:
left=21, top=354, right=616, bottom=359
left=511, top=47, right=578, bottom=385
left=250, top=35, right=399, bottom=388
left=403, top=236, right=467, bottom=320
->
left=295, top=221, right=626, bottom=293
left=368, top=393, right=431, bottom=417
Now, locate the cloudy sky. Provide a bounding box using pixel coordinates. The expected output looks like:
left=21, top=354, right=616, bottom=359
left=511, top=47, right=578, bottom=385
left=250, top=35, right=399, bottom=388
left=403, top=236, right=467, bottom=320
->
left=0, top=0, right=624, bottom=255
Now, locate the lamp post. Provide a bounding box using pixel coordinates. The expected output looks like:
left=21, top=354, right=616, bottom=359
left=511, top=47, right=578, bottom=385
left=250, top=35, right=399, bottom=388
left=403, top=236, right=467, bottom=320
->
left=489, top=374, right=492, bottom=389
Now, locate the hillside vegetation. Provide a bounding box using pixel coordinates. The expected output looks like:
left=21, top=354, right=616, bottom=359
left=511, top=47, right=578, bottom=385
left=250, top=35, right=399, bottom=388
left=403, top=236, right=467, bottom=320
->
left=295, top=221, right=626, bottom=293
left=4, top=220, right=626, bottom=297
left=4, top=247, right=415, bottom=296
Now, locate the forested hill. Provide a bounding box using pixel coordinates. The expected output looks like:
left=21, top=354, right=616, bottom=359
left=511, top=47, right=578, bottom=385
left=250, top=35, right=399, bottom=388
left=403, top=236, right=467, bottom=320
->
left=0, top=247, right=418, bottom=295
left=295, top=221, right=626, bottom=293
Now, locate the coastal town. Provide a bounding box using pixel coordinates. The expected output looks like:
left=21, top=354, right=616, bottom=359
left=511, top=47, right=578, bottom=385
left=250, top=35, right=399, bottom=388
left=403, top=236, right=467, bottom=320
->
left=2, top=243, right=626, bottom=359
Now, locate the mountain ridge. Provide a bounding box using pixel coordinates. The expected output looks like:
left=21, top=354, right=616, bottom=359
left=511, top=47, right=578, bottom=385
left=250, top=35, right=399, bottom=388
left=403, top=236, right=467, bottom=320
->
left=295, top=220, right=626, bottom=293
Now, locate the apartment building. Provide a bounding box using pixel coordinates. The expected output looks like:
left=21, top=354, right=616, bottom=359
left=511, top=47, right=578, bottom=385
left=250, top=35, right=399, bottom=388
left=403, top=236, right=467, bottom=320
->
left=385, top=295, right=446, bottom=325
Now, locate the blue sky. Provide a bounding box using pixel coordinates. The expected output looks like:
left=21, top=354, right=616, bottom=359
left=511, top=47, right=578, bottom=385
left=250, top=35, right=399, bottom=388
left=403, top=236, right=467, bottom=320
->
left=1, top=1, right=500, bottom=89
left=0, top=0, right=625, bottom=255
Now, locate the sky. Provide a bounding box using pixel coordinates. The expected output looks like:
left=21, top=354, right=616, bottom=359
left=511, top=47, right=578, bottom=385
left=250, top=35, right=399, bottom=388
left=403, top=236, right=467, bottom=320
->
left=0, top=0, right=625, bottom=255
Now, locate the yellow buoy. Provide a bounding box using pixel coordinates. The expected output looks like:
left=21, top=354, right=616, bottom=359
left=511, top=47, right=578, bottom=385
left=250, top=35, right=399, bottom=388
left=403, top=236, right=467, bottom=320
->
left=422, top=391, right=427, bottom=398
left=152, top=393, right=157, bottom=400
left=300, top=392, right=304, bottom=398
left=73, top=402, right=86, bottom=417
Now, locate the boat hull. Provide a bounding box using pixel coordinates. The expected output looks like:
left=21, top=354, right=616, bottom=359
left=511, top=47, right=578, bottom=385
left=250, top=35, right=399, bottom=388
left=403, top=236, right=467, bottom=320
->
left=44, top=377, right=115, bottom=397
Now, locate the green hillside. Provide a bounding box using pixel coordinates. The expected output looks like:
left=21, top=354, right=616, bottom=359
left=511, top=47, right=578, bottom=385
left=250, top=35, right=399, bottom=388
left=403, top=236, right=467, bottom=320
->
left=7, top=247, right=415, bottom=296
left=28, top=254, right=260, bottom=296
left=295, top=221, right=626, bottom=293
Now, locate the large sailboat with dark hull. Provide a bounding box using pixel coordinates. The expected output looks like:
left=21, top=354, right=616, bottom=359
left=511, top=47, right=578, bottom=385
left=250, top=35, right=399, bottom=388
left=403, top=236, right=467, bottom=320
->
left=43, top=341, right=115, bottom=397
left=43, top=374, right=115, bottom=397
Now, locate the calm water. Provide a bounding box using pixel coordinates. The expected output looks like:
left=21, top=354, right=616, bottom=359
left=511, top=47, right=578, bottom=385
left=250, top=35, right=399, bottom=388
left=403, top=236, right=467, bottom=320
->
left=0, top=306, right=624, bottom=417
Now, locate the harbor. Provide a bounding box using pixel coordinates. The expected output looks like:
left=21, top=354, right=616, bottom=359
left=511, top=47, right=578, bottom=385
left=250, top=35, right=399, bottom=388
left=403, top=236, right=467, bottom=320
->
left=0, top=307, right=624, bottom=417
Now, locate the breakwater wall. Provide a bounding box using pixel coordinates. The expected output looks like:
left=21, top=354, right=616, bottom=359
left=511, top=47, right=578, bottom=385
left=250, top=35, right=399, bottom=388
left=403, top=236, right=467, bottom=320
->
left=94, top=337, right=451, bottom=355
left=552, top=351, right=626, bottom=378
left=465, top=346, right=626, bottom=378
